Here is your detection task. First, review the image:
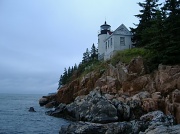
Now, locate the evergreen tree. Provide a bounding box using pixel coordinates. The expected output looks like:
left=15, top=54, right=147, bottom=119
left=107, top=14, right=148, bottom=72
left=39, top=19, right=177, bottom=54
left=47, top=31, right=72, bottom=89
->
left=161, top=0, right=180, bottom=64
left=62, top=68, right=68, bottom=85
left=82, top=48, right=90, bottom=63
left=90, top=43, right=98, bottom=60
left=145, top=9, right=165, bottom=51
left=74, top=63, right=78, bottom=70
left=58, top=75, right=63, bottom=89
left=67, top=66, right=71, bottom=77
left=71, top=66, right=74, bottom=74
left=143, top=9, right=166, bottom=67
left=82, top=52, right=86, bottom=63
left=131, top=0, right=160, bottom=47
left=138, top=0, right=180, bottom=64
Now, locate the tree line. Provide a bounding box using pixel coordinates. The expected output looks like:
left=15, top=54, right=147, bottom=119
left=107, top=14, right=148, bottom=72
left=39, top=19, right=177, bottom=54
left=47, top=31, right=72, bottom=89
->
left=131, top=0, right=180, bottom=65
left=58, top=44, right=98, bottom=88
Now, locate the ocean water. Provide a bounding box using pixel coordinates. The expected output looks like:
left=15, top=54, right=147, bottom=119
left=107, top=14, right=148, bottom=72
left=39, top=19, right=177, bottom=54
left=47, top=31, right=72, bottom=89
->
left=0, top=94, right=69, bottom=134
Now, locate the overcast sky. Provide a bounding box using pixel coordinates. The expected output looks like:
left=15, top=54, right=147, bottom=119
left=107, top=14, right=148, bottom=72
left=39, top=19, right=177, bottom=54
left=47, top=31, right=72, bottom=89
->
left=0, top=0, right=163, bottom=94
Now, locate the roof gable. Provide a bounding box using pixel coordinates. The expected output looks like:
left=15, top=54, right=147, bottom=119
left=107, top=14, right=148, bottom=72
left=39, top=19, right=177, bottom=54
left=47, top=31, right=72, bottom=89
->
left=113, top=24, right=131, bottom=35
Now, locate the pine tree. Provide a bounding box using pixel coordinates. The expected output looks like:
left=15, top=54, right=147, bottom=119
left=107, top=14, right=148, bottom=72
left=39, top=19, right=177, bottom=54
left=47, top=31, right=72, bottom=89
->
left=145, top=9, right=165, bottom=50
left=131, top=0, right=160, bottom=47
left=71, top=66, right=74, bottom=74
left=62, top=68, right=68, bottom=85
left=74, top=63, right=78, bottom=70
left=82, top=48, right=90, bottom=63
left=161, top=0, right=180, bottom=64
left=90, top=43, right=98, bottom=60
left=143, top=0, right=180, bottom=64
left=58, top=75, right=63, bottom=89
left=67, top=66, right=71, bottom=77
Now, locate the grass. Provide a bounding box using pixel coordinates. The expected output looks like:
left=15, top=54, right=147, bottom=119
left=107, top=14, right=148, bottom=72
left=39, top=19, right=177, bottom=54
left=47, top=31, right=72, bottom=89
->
left=77, top=48, right=156, bottom=80
left=79, top=59, right=107, bottom=78
left=110, top=48, right=152, bottom=66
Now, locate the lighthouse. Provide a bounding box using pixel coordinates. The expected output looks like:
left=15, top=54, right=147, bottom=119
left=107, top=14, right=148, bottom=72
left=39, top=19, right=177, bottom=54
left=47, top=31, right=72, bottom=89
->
left=98, top=21, right=111, bottom=60
left=97, top=21, right=132, bottom=61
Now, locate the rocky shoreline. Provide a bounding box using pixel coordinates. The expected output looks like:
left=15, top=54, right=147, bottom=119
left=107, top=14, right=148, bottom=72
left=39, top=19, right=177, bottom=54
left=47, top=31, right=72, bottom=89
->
left=45, top=89, right=180, bottom=134
left=39, top=57, right=180, bottom=133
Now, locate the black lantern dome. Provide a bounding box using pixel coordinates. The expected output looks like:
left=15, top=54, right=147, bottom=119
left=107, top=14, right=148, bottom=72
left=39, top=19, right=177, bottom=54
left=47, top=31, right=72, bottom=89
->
left=100, top=21, right=111, bottom=34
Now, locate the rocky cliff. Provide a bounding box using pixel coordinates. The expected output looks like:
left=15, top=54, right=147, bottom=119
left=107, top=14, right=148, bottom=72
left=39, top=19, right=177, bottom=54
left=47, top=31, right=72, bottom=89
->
left=39, top=56, right=180, bottom=133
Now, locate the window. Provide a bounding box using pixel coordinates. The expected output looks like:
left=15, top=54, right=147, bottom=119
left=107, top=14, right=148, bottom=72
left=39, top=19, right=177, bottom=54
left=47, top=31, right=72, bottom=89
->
left=120, top=37, right=125, bottom=46
left=106, top=42, right=107, bottom=50
left=110, top=38, right=112, bottom=48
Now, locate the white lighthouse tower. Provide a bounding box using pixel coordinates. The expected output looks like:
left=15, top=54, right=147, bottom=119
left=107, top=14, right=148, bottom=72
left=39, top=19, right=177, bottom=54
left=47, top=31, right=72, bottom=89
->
left=98, top=21, right=111, bottom=60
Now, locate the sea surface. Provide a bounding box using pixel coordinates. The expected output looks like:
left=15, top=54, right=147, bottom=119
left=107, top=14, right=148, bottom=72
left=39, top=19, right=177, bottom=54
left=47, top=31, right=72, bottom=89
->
left=0, top=94, right=69, bottom=134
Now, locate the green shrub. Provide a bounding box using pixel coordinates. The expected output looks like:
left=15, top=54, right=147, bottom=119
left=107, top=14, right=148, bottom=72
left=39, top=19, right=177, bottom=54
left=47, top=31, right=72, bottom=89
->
left=110, top=48, right=150, bottom=65
left=109, top=48, right=159, bottom=71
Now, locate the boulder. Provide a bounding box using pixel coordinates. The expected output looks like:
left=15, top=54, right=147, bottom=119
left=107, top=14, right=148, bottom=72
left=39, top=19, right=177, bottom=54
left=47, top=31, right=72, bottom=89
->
left=105, top=122, right=134, bottom=134
left=39, top=93, right=57, bottom=107
left=127, top=56, right=146, bottom=75
left=139, top=111, right=179, bottom=134
left=59, top=121, right=146, bottom=134
left=116, top=62, right=129, bottom=82
left=80, top=72, right=95, bottom=89
left=141, top=124, right=180, bottom=134
left=177, top=77, right=180, bottom=89
left=122, top=75, right=151, bottom=95
left=90, top=99, right=118, bottom=123
left=155, top=65, right=180, bottom=95
left=59, top=122, right=107, bottom=134
left=39, top=97, right=48, bottom=106
left=117, top=96, right=125, bottom=102
left=165, top=89, right=180, bottom=124
left=59, top=111, right=179, bottom=134
left=128, top=100, right=144, bottom=120
left=132, top=91, right=150, bottom=101
left=29, top=107, right=36, bottom=112
left=95, top=76, right=121, bottom=94
left=45, top=103, right=70, bottom=118
left=140, top=111, right=175, bottom=127
left=117, top=102, right=130, bottom=121
left=172, top=89, right=180, bottom=103
left=104, top=93, right=115, bottom=100
left=151, top=92, right=162, bottom=100
left=74, top=90, right=118, bottom=123
left=142, top=98, right=158, bottom=112
left=48, top=90, right=118, bottom=123
left=45, top=101, right=58, bottom=108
